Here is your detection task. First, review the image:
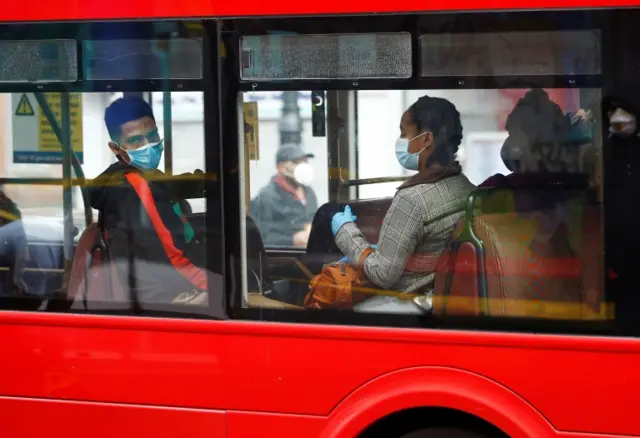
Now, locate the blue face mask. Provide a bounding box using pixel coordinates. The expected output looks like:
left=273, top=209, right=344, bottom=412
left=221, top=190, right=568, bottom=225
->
left=127, top=140, right=164, bottom=170
left=395, top=133, right=426, bottom=171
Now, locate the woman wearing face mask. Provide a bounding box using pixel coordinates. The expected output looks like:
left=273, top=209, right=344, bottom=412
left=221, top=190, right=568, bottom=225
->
left=331, top=96, right=475, bottom=314
left=250, top=144, right=318, bottom=248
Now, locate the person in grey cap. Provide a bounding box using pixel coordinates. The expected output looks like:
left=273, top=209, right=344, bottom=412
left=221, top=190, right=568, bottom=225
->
left=250, top=144, right=318, bottom=248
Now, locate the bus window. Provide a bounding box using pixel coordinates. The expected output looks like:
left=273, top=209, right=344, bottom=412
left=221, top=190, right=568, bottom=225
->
left=237, top=15, right=607, bottom=324
left=246, top=91, right=327, bottom=249
left=0, top=22, right=222, bottom=317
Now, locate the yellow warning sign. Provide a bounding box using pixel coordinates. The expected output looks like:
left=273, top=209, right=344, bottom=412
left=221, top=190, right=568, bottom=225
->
left=243, top=101, right=259, bottom=160
left=15, top=94, right=34, bottom=116
left=37, top=93, right=83, bottom=154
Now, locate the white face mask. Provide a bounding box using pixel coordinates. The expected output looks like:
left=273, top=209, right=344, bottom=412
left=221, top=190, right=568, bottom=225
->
left=609, top=108, right=637, bottom=137
left=293, top=162, right=314, bottom=186
left=395, top=133, right=427, bottom=171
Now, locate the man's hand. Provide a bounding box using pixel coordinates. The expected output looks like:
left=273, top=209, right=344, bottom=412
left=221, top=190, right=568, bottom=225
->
left=173, top=169, right=206, bottom=200
left=293, top=223, right=312, bottom=248
left=178, top=169, right=204, bottom=179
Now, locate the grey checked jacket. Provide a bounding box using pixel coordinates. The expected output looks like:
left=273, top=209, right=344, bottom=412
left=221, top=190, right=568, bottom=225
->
left=335, top=172, right=475, bottom=294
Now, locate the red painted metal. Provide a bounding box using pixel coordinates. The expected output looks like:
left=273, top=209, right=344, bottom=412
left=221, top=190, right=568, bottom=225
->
left=0, top=396, right=226, bottom=438
left=0, top=311, right=638, bottom=437
left=0, top=2, right=635, bottom=437
left=0, top=0, right=638, bottom=22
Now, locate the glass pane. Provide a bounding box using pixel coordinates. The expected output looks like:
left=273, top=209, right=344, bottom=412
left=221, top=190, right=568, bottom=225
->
left=0, top=22, right=221, bottom=316
left=0, top=40, right=77, bottom=83
left=151, top=91, right=206, bottom=213
left=239, top=87, right=605, bottom=320
left=0, top=90, right=216, bottom=312
left=245, top=91, right=324, bottom=249
left=240, top=33, right=412, bottom=80
left=83, top=38, right=203, bottom=80
left=419, top=31, right=601, bottom=76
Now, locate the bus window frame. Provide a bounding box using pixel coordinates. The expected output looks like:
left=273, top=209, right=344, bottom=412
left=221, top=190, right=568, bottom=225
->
left=0, top=19, right=227, bottom=319
left=224, top=11, right=623, bottom=336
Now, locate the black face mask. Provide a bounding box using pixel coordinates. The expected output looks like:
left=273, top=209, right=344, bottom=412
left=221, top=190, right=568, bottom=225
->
left=501, top=135, right=524, bottom=172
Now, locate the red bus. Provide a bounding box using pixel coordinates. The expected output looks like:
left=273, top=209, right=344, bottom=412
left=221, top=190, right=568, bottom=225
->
left=0, top=1, right=637, bottom=438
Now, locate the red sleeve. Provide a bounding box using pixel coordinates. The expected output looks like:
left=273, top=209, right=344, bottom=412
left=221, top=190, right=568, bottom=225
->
left=124, top=173, right=207, bottom=290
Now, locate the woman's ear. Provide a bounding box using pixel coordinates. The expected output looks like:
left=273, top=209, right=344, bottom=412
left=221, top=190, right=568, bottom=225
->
left=422, top=131, right=435, bottom=153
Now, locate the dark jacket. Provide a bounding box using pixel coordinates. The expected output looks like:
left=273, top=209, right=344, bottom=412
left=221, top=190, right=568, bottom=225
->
left=250, top=175, right=318, bottom=247
left=0, top=192, right=28, bottom=296
left=88, top=162, right=206, bottom=302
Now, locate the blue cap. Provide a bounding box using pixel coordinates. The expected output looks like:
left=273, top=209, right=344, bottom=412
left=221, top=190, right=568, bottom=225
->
left=104, top=96, right=155, bottom=140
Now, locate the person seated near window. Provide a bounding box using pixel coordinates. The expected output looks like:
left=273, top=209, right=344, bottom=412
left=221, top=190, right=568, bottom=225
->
left=89, top=96, right=210, bottom=303
left=331, top=96, right=475, bottom=314
left=478, top=89, right=596, bottom=248
left=482, top=88, right=594, bottom=191
left=250, top=144, right=318, bottom=248
left=477, top=89, right=600, bottom=313
left=0, top=191, right=29, bottom=299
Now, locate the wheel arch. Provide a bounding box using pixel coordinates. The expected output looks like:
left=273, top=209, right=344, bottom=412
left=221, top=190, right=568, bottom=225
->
left=319, top=366, right=556, bottom=438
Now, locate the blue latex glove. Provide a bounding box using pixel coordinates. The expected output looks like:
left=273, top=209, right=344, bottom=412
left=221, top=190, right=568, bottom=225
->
left=331, top=205, right=357, bottom=236
left=338, top=245, right=376, bottom=263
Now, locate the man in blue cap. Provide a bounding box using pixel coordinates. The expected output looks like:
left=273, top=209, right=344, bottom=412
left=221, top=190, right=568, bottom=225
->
left=251, top=144, right=318, bottom=248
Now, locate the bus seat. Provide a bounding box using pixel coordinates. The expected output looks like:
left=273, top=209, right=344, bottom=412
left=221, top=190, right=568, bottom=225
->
left=433, top=218, right=491, bottom=316
left=68, top=216, right=275, bottom=307
left=579, top=204, right=605, bottom=314
left=67, top=224, right=124, bottom=307
left=246, top=215, right=273, bottom=294
left=277, top=197, right=393, bottom=307
left=434, top=187, right=600, bottom=319
left=306, top=198, right=393, bottom=272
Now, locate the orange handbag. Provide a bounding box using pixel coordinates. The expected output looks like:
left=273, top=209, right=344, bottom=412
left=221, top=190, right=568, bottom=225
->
left=303, top=248, right=373, bottom=309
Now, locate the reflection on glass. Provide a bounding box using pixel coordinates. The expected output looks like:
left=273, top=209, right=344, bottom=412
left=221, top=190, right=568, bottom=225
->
left=83, top=38, right=203, bottom=80
left=419, top=31, right=601, bottom=77
left=240, top=33, right=412, bottom=80
left=0, top=40, right=77, bottom=83
left=244, top=87, right=605, bottom=323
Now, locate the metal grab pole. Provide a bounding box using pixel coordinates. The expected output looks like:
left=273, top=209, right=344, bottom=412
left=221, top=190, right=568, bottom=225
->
left=60, top=93, right=74, bottom=263
left=163, top=90, right=173, bottom=175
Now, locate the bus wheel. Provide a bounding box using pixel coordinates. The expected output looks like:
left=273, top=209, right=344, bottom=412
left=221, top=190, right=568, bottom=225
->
left=400, top=428, right=487, bottom=438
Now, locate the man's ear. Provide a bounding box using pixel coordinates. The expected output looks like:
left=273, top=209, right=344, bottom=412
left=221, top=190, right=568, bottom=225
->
left=108, top=141, right=130, bottom=164
left=108, top=141, right=120, bottom=154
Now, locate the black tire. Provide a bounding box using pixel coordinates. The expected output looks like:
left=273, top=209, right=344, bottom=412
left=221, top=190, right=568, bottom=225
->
left=400, top=428, right=487, bottom=438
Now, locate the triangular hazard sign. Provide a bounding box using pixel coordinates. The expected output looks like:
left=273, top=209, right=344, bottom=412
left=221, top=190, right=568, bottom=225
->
left=15, top=94, right=34, bottom=116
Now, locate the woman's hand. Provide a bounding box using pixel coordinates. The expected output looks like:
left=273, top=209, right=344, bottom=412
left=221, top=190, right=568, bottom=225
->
left=331, top=205, right=357, bottom=236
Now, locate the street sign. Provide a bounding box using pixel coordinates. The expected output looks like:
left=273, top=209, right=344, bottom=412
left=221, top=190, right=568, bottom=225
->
left=15, top=94, right=34, bottom=116
left=11, top=93, right=83, bottom=164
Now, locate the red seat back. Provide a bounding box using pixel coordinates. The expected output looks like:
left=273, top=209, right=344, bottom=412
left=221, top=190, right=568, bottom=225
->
left=68, top=224, right=124, bottom=306
left=434, top=190, right=606, bottom=320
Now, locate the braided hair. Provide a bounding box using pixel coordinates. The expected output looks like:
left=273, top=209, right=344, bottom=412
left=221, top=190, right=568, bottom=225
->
left=407, top=95, right=463, bottom=167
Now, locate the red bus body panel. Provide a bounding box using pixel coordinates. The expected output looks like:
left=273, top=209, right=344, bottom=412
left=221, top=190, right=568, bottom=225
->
left=0, top=312, right=637, bottom=437
left=0, top=0, right=638, bottom=21
left=0, top=3, right=635, bottom=436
